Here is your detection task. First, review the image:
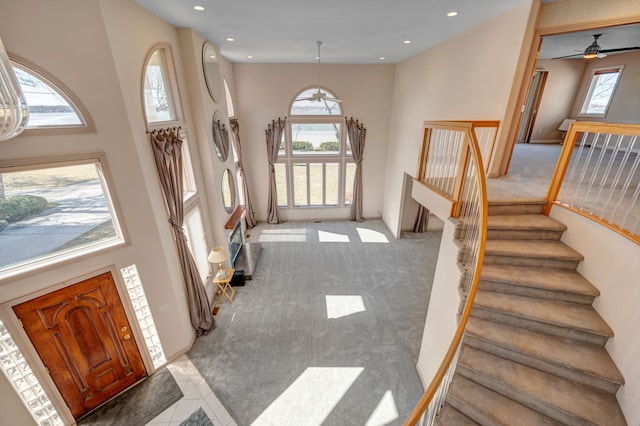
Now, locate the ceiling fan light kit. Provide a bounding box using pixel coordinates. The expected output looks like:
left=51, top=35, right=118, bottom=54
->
left=295, top=41, right=342, bottom=103
left=583, top=34, right=601, bottom=58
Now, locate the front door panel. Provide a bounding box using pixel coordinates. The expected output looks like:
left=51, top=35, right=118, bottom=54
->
left=13, top=271, right=147, bottom=418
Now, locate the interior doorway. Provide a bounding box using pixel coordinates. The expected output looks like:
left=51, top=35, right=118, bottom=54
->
left=516, top=70, right=548, bottom=144
left=12, top=271, right=147, bottom=419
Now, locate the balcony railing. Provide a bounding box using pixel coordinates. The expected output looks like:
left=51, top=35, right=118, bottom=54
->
left=406, top=121, right=489, bottom=425
left=546, top=122, right=640, bottom=243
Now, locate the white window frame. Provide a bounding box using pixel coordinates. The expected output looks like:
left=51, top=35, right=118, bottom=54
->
left=278, top=114, right=354, bottom=209
left=9, top=54, right=95, bottom=135
left=0, top=154, right=127, bottom=281
left=579, top=65, right=624, bottom=118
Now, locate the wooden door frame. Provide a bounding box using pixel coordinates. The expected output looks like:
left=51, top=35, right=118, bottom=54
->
left=517, top=70, right=549, bottom=144
left=501, top=16, right=640, bottom=176
left=0, top=265, right=153, bottom=425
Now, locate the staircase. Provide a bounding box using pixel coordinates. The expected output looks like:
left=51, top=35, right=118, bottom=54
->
left=438, top=199, right=627, bottom=425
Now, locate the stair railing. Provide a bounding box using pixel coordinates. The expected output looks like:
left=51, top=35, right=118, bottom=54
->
left=545, top=122, right=640, bottom=243
left=406, top=121, right=489, bottom=425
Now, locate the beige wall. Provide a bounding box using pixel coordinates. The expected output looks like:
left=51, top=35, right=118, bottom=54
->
left=529, top=59, right=585, bottom=143
left=382, top=1, right=536, bottom=238
left=551, top=207, right=640, bottom=426
left=0, top=0, right=219, bottom=423
left=234, top=63, right=395, bottom=222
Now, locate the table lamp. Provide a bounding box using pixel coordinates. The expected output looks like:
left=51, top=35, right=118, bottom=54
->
left=208, top=247, right=230, bottom=279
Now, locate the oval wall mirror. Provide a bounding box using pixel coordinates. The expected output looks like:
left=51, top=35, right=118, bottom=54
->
left=202, top=42, right=223, bottom=103
left=221, top=168, right=236, bottom=214
left=212, top=111, right=229, bottom=162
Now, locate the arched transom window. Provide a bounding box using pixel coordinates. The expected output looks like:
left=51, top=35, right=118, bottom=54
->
left=275, top=88, right=354, bottom=208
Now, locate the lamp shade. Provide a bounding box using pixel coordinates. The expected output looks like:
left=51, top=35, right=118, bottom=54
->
left=208, top=246, right=229, bottom=264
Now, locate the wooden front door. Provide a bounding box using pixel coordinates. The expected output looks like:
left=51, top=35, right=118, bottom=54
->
left=13, top=271, right=147, bottom=419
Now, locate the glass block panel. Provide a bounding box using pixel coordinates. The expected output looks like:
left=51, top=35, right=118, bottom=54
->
left=120, top=264, right=166, bottom=368
left=0, top=321, right=62, bottom=425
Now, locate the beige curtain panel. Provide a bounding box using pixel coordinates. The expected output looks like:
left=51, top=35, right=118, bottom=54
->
left=346, top=117, right=366, bottom=222
left=265, top=117, right=286, bottom=224
left=230, top=118, right=257, bottom=229
left=149, top=127, right=215, bottom=336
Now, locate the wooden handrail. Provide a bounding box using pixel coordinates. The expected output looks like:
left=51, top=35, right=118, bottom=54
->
left=405, top=121, right=489, bottom=425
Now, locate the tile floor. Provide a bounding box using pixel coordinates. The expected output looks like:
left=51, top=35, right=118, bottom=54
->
left=146, top=355, right=236, bottom=426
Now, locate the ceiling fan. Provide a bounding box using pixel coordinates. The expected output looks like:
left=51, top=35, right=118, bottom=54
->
left=296, top=41, right=342, bottom=103
left=552, top=33, right=640, bottom=60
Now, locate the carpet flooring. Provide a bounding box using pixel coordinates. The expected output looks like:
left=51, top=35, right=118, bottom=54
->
left=188, top=220, right=442, bottom=426
left=77, top=368, right=182, bottom=426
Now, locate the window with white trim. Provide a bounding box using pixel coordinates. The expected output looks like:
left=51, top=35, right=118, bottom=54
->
left=277, top=88, right=354, bottom=208
left=579, top=66, right=623, bottom=117
left=142, top=45, right=210, bottom=279
left=9, top=56, right=93, bottom=133
left=0, top=158, right=125, bottom=280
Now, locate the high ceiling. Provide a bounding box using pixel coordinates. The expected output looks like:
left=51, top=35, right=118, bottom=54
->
left=134, top=0, right=531, bottom=63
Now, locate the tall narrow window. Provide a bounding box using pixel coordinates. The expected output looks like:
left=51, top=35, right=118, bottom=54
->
left=143, top=48, right=178, bottom=123
left=279, top=88, right=353, bottom=208
left=579, top=66, right=623, bottom=117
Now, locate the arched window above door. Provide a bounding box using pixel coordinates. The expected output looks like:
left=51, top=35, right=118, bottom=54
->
left=10, top=55, right=94, bottom=133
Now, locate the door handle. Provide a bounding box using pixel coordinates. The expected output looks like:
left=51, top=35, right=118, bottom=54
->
left=123, top=333, right=131, bottom=340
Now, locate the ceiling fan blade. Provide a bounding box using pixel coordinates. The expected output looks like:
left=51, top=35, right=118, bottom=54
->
left=600, top=46, right=640, bottom=54
left=551, top=53, right=583, bottom=60
left=295, top=97, right=316, bottom=101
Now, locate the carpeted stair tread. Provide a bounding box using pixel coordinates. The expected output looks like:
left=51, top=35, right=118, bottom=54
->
left=436, top=403, right=480, bottom=426
left=457, top=346, right=627, bottom=425
left=465, top=317, right=624, bottom=393
left=485, top=239, right=583, bottom=261
left=472, top=290, right=613, bottom=343
left=484, top=239, right=583, bottom=269
left=487, top=214, right=566, bottom=231
left=447, top=374, right=563, bottom=426
left=480, top=264, right=599, bottom=299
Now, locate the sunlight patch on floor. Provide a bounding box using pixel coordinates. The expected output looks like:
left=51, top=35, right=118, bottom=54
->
left=325, top=295, right=366, bottom=319
left=259, top=228, right=307, bottom=242
left=251, top=367, right=364, bottom=426
left=365, top=390, right=399, bottom=426
left=357, top=227, right=390, bottom=243
left=318, top=230, right=350, bottom=242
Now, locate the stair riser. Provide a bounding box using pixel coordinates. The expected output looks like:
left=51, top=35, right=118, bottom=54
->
left=483, top=255, right=581, bottom=270
left=456, top=364, right=598, bottom=426
left=464, top=336, right=621, bottom=394
left=487, top=229, right=564, bottom=240
left=488, top=204, right=545, bottom=216
left=479, top=280, right=595, bottom=305
left=446, top=394, right=498, bottom=425
left=470, top=308, right=609, bottom=346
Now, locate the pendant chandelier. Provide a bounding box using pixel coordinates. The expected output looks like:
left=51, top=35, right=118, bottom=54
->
left=0, top=37, right=28, bottom=141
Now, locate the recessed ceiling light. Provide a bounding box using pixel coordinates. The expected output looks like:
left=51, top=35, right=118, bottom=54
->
left=247, top=55, right=254, bottom=59
left=226, top=37, right=235, bottom=42
left=193, top=5, right=204, bottom=11
left=447, top=11, right=458, bottom=17
left=379, top=57, right=385, bottom=60
left=209, top=55, right=216, bottom=59
left=403, top=40, right=411, bottom=44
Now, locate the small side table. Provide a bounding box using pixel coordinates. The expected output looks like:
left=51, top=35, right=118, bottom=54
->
left=213, top=269, right=236, bottom=307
